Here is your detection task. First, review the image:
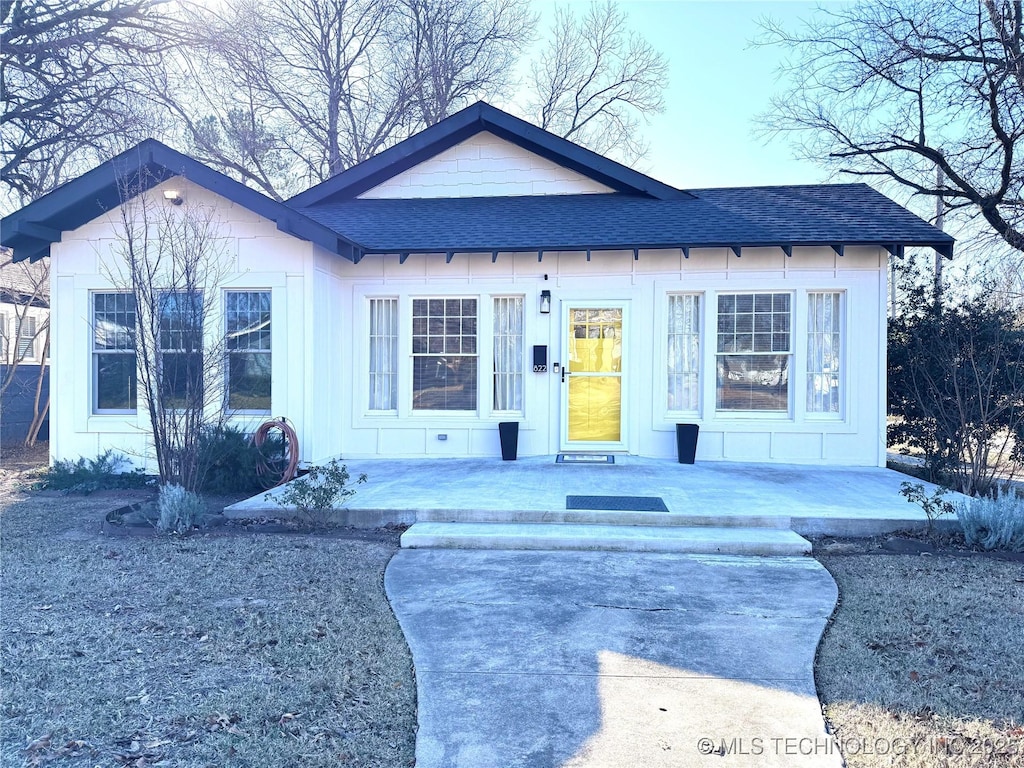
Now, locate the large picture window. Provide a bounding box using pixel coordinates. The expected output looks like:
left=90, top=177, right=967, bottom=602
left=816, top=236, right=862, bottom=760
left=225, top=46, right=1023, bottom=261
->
left=807, top=292, right=842, bottom=414
left=93, top=293, right=137, bottom=412
left=493, top=297, right=523, bottom=412
left=226, top=290, right=271, bottom=412
left=412, top=298, right=477, bottom=411
left=667, top=294, right=700, bottom=411
left=716, top=293, right=791, bottom=412
left=159, top=291, right=204, bottom=409
left=369, top=298, right=398, bottom=411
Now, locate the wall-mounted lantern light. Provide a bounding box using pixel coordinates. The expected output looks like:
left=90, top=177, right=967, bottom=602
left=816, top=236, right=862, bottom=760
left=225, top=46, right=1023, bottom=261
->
left=539, top=289, right=552, bottom=314
left=163, top=189, right=184, bottom=206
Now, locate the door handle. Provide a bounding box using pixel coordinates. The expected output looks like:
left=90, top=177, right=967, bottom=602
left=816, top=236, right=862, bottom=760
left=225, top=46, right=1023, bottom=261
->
left=561, top=366, right=567, bottom=384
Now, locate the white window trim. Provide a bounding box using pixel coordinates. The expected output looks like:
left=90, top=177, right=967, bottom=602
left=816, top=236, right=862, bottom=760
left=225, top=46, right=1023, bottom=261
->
left=91, top=291, right=138, bottom=415
left=804, top=290, right=846, bottom=421
left=492, top=295, right=525, bottom=417
left=224, top=288, right=273, bottom=415
left=367, top=296, right=399, bottom=414
left=664, top=291, right=703, bottom=418
left=713, top=290, right=795, bottom=418
left=356, top=288, right=530, bottom=425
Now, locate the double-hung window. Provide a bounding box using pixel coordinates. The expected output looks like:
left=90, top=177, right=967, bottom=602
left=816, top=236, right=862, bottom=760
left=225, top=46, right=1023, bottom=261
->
left=225, top=290, right=271, bottom=412
left=667, top=294, right=700, bottom=411
left=93, top=293, right=137, bottom=412
left=411, top=298, right=477, bottom=411
left=716, top=293, right=791, bottom=412
left=158, top=291, right=204, bottom=409
left=807, top=292, right=842, bottom=415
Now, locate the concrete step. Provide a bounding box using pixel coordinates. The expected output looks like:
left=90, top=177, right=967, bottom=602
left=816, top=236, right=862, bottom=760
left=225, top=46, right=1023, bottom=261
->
left=415, top=508, right=793, bottom=529
left=400, top=522, right=812, bottom=556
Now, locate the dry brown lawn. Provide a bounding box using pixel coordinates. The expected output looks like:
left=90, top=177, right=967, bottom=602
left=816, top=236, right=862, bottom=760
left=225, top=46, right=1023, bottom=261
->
left=0, top=457, right=416, bottom=767
left=815, top=548, right=1024, bottom=768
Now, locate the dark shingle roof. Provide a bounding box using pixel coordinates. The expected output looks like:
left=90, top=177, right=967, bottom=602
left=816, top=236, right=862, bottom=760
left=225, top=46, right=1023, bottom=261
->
left=297, top=183, right=953, bottom=256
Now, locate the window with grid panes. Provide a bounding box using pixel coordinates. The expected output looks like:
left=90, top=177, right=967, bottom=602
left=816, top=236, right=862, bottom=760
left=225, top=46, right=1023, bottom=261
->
left=158, top=291, right=204, bottom=409
left=93, top=293, right=137, bottom=412
left=411, top=298, right=477, bottom=411
left=225, top=291, right=271, bottom=411
left=716, top=293, right=791, bottom=411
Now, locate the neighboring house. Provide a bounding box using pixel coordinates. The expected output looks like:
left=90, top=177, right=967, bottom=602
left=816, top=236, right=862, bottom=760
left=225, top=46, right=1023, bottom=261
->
left=0, top=102, right=952, bottom=467
left=0, top=257, right=49, bottom=445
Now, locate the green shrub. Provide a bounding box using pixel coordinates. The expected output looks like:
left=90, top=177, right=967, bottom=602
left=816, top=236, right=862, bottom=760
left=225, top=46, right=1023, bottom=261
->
left=955, top=491, right=1024, bottom=551
left=899, top=481, right=953, bottom=537
left=157, top=483, right=204, bottom=533
left=197, top=425, right=282, bottom=494
left=38, top=450, right=149, bottom=494
left=269, top=459, right=367, bottom=529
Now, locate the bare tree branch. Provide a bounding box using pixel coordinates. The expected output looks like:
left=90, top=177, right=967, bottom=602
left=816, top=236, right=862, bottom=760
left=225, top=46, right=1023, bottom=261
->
left=757, top=0, right=1024, bottom=252
left=1, top=0, right=179, bottom=207
left=525, top=0, right=667, bottom=166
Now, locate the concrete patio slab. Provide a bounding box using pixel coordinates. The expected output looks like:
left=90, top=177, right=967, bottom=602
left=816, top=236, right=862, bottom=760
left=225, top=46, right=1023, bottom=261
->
left=385, top=549, right=843, bottom=768
left=226, top=455, right=961, bottom=537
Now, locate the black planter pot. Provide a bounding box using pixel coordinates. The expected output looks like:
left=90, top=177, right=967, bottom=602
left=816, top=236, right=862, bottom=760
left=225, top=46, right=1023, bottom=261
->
left=498, top=421, right=520, bottom=461
left=676, top=423, right=699, bottom=464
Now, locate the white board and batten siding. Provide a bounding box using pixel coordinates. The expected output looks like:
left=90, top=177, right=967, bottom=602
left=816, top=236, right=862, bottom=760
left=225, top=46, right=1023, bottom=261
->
left=47, top=140, right=890, bottom=469
left=335, top=244, right=887, bottom=467
left=48, top=180, right=318, bottom=470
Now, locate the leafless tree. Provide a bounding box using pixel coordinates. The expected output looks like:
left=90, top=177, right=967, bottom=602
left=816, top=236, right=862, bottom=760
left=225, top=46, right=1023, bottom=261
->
left=156, top=0, right=420, bottom=199
left=526, top=0, right=668, bottom=165
left=758, top=0, right=1024, bottom=253
left=160, top=0, right=535, bottom=199
left=401, top=0, right=535, bottom=126
left=108, top=170, right=232, bottom=491
left=1, top=0, right=177, bottom=208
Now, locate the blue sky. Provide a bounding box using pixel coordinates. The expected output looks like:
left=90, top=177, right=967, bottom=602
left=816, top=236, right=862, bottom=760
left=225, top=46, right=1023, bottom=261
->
left=530, top=1, right=834, bottom=189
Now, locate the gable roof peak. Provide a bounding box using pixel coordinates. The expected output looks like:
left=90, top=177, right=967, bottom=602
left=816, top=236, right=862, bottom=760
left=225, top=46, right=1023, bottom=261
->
left=287, top=100, right=692, bottom=206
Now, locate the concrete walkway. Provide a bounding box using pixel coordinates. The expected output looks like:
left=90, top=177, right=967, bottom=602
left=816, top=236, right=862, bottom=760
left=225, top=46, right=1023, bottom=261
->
left=386, top=550, right=844, bottom=768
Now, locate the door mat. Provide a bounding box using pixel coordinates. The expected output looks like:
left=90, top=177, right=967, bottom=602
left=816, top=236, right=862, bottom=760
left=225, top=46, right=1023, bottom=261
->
left=556, top=454, right=615, bottom=464
left=566, top=495, right=669, bottom=512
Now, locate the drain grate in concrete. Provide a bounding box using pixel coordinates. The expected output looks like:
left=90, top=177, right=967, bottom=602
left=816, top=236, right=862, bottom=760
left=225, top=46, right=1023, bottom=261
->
left=566, top=495, right=669, bottom=512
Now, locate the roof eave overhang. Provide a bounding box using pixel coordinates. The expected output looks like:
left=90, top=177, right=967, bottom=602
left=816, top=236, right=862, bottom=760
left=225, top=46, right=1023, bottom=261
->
left=1, top=140, right=365, bottom=264
left=353, top=239, right=956, bottom=258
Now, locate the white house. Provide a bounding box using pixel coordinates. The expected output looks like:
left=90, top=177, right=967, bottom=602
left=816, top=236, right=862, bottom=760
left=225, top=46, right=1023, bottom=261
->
left=0, top=102, right=953, bottom=467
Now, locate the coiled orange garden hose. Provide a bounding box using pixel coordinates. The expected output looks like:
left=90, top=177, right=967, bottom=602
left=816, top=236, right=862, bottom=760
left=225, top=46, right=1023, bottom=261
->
left=254, top=417, right=299, bottom=489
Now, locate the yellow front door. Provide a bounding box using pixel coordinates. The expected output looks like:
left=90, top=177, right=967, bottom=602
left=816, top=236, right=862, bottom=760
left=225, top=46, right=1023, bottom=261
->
left=564, top=306, right=624, bottom=447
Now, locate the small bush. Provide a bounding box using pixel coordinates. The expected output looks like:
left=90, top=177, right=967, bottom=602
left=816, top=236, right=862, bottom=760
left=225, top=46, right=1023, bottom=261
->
left=899, top=481, right=953, bottom=537
left=955, top=491, right=1024, bottom=551
left=270, top=459, right=367, bottom=529
left=197, top=425, right=282, bottom=494
left=38, top=450, right=148, bottom=494
left=157, top=483, right=204, bottom=533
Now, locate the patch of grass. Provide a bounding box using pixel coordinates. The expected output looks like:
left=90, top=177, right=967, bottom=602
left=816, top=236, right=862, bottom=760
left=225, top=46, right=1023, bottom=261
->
left=815, top=553, right=1024, bottom=768
left=0, top=475, right=416, bottom=767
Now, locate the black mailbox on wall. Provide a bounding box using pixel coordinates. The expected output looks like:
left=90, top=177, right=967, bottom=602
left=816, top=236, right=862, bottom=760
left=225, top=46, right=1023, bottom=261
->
left=533, top=345, right=548, bottom=372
